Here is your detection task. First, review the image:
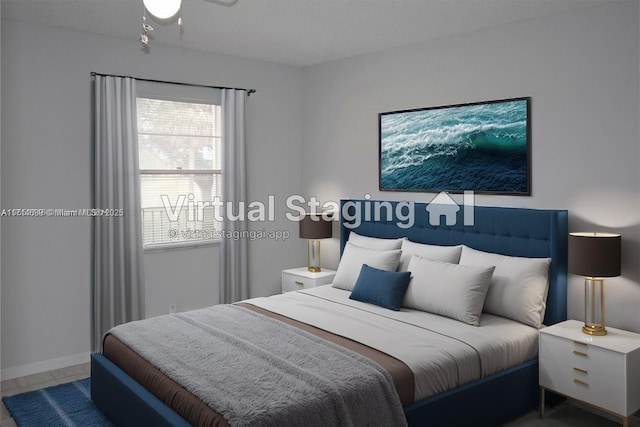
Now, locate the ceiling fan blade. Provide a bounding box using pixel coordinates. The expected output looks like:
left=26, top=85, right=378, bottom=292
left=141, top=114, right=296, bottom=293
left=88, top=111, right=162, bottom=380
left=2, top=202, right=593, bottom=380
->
left=203, top=0, right=239, bottom=7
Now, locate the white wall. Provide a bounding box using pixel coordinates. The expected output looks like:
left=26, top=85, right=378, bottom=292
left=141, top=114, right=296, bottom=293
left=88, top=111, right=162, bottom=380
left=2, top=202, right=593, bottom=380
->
left=301, top=2, right=640, bottom=332
left=1, top=20, right=304, bottom=377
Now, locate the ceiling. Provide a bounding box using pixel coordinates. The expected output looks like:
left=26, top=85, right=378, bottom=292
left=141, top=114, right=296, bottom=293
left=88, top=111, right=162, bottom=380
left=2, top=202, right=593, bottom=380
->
left=2, top=0, right=596, bottom=67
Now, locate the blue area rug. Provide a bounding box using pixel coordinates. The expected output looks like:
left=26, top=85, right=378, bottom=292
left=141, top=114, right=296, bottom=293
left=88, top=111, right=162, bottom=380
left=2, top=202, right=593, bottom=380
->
left=2, top=378, right=114, bottom=426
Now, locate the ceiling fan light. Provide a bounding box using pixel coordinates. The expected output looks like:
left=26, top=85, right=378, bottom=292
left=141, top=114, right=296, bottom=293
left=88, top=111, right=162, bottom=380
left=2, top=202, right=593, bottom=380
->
left=143, top=0, right=182, bottom=20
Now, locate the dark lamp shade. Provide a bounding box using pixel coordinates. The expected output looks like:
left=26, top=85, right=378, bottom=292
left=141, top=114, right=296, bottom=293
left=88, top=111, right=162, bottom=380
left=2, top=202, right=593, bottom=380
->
left=569, top=232, right=621, bottom=278
left=299, top=214, right=332, bottom=239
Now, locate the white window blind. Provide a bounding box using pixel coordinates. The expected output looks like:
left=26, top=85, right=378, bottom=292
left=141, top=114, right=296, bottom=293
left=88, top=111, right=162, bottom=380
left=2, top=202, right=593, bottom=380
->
left=137, top=96, right=222, bottom=249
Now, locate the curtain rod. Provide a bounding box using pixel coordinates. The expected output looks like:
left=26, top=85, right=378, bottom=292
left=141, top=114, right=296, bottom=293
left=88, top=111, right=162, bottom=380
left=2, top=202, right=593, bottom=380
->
left=91, top=72, right=256, bottom=95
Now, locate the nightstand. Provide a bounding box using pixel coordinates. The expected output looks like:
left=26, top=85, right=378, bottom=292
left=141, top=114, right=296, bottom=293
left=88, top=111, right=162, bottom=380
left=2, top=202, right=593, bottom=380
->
left=539, top=319, right=640, bottom=427
left=282, top=267, right=336, bottom=293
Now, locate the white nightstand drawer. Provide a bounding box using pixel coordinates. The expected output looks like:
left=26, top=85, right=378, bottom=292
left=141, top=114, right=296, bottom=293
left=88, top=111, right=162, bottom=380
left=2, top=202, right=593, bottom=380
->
left=540, top=357, right=626, bottom=414
left=281, top=268, right=336, bottom=293
left=282, top=274, right=315, bottom=292
left=540, top=333, right=624, bottom=379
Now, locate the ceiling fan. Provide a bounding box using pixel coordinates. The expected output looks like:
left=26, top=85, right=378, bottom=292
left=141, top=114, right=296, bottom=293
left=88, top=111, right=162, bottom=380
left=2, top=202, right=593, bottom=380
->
left=140, top=0, right=238, bottom=47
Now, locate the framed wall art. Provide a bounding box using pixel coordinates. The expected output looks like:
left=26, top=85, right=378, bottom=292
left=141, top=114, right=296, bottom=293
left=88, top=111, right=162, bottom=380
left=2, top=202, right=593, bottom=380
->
left=379, top=97, right=530, bottom=195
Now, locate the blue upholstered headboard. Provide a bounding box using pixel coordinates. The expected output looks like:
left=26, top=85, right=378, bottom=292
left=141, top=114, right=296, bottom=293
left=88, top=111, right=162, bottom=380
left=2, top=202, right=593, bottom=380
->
left=339, top=199, right=568, bottom=326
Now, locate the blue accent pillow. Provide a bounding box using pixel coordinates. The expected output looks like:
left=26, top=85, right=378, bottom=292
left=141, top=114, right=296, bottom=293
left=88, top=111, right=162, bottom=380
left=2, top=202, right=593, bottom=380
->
left=349, top=264, right=412, bottom=311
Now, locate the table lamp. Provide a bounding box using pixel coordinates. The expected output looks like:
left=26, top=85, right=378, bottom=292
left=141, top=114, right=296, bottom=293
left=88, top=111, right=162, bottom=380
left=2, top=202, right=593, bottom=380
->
left=299, top=213, right=332, bottom=272
left=569, top=232, right=621, bottom=336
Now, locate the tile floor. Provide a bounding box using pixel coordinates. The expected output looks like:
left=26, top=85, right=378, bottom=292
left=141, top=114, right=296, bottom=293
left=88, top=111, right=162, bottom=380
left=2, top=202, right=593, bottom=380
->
left=0, top=363, right=90, bottom=427
left=1, top=363, right=639, bottom=426
left=505, top=403, right=640, bottom=427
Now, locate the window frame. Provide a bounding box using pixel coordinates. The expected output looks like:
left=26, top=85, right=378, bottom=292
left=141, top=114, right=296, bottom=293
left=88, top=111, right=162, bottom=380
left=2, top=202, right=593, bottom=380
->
left=136, top=82, right=222, bottom=251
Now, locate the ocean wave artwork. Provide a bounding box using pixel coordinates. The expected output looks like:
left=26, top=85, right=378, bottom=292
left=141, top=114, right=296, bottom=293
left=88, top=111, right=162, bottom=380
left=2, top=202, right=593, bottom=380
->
left=379, top=98, right=529, bottom=194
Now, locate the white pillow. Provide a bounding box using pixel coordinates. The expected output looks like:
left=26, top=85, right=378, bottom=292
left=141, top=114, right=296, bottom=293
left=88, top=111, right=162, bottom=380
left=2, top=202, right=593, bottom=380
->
left=348, top=232, right=404, bottom=250
left=403, top=255, right=495, bottom=326
left=397, top=240, right=462, bottom=271
left=459, top=246, right=551, bottom=328
left=332, top=242, right=402, bottom=291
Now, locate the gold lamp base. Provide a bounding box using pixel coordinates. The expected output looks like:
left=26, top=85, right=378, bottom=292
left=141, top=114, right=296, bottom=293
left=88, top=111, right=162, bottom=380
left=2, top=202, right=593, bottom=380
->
left=582, top=323, right=607, bottom=336
left=307, top=239, right=322, bottom=273
left=582, top=277, right=607, bottom=336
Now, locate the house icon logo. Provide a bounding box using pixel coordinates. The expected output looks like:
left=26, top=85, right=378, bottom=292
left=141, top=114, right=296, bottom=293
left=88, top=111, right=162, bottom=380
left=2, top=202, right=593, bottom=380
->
left=426, top=192, right=459, bottom=226
left=425, top=191, right=475, bottom=226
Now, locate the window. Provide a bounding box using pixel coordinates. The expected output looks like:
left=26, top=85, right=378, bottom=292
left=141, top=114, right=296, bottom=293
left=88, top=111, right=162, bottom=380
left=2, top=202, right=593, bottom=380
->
left=137, top=93, right=222, bottom=249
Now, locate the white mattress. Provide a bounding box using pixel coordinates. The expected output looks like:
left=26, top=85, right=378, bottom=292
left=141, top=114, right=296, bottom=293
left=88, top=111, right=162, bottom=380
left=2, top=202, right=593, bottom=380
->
left=247, top=285, right=539, bottom=401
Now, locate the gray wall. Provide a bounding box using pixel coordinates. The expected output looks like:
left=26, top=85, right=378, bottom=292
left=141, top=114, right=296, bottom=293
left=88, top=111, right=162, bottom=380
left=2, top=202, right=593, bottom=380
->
left=1, top=20, right=304, bottom=377
left=0, top=15, right=3, bottom=377
left=1, top=0, right=639, bottom=377
left=301, top=2, right=640, bottom=332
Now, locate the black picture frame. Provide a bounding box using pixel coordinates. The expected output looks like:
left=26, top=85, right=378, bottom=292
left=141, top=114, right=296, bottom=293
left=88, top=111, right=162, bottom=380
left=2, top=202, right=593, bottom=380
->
left=379, top=97, right=531, bottom=195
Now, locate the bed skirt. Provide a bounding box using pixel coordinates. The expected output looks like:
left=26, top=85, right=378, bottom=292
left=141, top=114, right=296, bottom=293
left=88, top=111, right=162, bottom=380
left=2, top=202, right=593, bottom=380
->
left=91, top=353, right=538, bottom=427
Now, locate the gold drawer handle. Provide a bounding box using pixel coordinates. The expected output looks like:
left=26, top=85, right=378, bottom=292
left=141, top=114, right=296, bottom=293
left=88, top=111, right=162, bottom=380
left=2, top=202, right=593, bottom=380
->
left=573, top=367, right=588, bottom=374
left=573, top=350, right=588, bottom=357
left=573, top=378, right=588, bottom=386
left=294, top=281, right=304, bottom=286
left=573, top=341, right=588, bottom=346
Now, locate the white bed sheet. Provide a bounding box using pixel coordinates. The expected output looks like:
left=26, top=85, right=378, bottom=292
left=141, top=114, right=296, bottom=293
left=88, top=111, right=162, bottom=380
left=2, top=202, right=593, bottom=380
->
left=246, top=285, right=538, bottom=401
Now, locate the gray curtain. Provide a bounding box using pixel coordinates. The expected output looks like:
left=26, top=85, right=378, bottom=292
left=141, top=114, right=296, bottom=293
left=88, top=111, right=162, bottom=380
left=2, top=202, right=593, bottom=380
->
left=219, top=89, right=249, bottom=304
left=92, top=75, right=145, bottom=351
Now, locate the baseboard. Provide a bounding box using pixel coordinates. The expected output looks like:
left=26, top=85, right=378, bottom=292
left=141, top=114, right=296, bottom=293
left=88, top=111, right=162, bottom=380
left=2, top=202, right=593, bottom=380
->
left=1, top=352, right=91, bottom=380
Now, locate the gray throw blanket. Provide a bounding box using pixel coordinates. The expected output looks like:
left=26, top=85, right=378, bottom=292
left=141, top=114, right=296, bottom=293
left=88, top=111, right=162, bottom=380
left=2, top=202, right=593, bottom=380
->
left=109, top=305, right=407, bottom=427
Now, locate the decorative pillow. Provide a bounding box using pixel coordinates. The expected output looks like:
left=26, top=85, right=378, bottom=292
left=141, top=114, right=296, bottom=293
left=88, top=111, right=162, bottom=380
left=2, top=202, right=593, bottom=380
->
left=397, top=240, right=463, bottom=271
left=348, top=232, right=404, bottom=250
left=349, top=264, right=412, bottom=311
left=332, top=243, right=402, bottom=291
left=403, top=255, right=495, bottom=326
left=459, top=246, right=551, bottom=328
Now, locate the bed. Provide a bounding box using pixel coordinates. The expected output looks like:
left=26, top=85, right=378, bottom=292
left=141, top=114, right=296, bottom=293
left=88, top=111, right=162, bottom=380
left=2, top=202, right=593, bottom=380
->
left=91, top=199, right=568, bottom=426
